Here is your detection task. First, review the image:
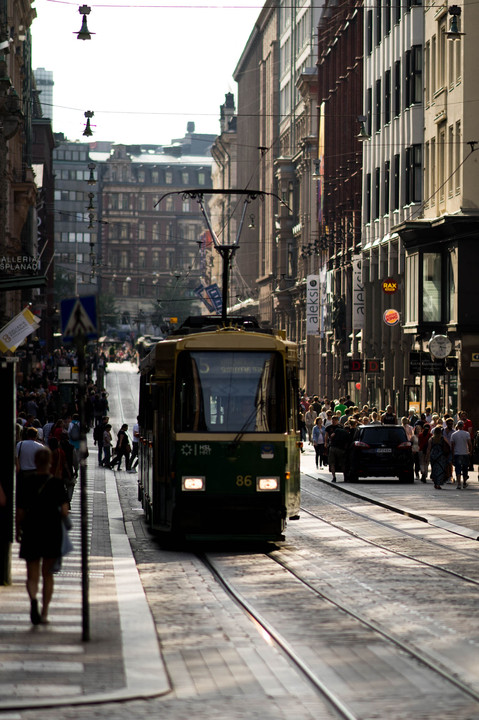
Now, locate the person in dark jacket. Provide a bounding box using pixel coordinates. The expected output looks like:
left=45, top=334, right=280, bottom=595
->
left=15, top=447, right=69, bottom=625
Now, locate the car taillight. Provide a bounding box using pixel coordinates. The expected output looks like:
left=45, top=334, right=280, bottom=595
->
left=354, top=441, right=370, bottom=448
left=397, top=441, right=412, bottom=448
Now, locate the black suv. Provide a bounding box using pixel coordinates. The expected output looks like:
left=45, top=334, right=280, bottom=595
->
left=346, top=425, right=414, bottom=483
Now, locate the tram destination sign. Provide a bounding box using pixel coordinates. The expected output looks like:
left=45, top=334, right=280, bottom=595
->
left=409, top=351, right=447, bottom=375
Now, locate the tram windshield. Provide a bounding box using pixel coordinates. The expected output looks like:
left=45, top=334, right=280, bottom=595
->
left=175, top=350, right=286, bottom=433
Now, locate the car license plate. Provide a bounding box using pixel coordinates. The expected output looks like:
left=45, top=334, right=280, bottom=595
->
left=376, top=448, right=392, bottom=453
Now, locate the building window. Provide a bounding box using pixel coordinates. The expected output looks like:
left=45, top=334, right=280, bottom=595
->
left=365, top=173, right=371, bottom=224
left=438, top=19, right=447, bottom=91
left=165, top=171, right=173, bottom=184
left=139, top=251, right=146, bottom=269
left=198, top=172, right=205, bottom=185
left=405, top=45, right=422, bottom=107
left=424, top=142, right=429, bottom=205
left=182, top=171, right=189, bottom=184
left=375, top=79, right=381, bottom=132
left=367, top=10, right=373, bottom=54
left=384, top=160, right=390, bottom=215
left=165, top=196, right=174, bottom=212
left=394, top=0, right=401, bottom=23
left=375, top=1, right=382, bottom=45
left=138, top=222, right=146, bottom=240
left=374, top=167, right=380, bottom=219
left=445, top=250, right=456, bottom=322
left=151, top=170, right=159, bottom=184
left=384, top=69, right=391, bottom=124
left=423, top=253, right=441, bottom=322
left=393, top=154, right=400, bottom=210
left=182, top=199, right=190, bottom=213
left=405, top=253, right=419, bottom=324
left=120, top=251, right=129, bottom=269
left=394, top=60, right=401, bottom=117
left=138, top=195, right=146, bottom=211
left=165, top=249, right=175, bottom=269
left=455, top=120, right=461, bottom=194
left=425, top=41, right=430, bottom=106
left=152, top=251, right=160, bottom=268
left=448, top=125, right=454, bottom=198
left=384, top=0, right=391, bottom=35
left=405, top=145, right=422, bottom=204
left=366, top=87, right=372, bottom=135
left=438, top=123, right=446, bottom=205
left=122, top=282, right=130, bottom=297
left=138, top=170, right=145, bottom=183
left=139, top=281, right=146, bottom=298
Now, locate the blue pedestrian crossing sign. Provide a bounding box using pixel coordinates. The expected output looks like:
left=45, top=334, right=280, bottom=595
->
left=61, top=295, right=98, bottom=341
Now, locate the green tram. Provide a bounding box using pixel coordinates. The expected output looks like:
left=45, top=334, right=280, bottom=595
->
left=137, top=317, right=301, bottom=542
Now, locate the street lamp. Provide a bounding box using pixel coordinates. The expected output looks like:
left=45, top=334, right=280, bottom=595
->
left=76, top=6, right=95, bottom=40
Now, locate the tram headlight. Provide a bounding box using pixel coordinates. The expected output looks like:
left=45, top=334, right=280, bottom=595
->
left=256, top=477, right=279, bottom=492
left=182, top=476, right=205, bottom=491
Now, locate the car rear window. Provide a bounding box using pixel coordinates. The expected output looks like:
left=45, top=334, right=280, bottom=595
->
left=360, top=427, right=407, bottom=444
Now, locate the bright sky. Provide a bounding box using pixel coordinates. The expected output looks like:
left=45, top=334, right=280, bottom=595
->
left=31, top=0, right=261, bottom=146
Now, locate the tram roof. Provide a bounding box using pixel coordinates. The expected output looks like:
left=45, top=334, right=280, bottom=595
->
left=139, top=318, right=297, bottom=373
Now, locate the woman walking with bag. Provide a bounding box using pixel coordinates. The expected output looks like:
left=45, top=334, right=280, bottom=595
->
left=113, top=424, right=131, bottom=471
left=15, top=447, right=69, bottom=625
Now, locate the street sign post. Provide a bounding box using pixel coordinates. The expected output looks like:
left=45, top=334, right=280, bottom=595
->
left=60, top=296, right=98, bottom=641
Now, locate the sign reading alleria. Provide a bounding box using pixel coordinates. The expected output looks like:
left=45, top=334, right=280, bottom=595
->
left=382, top=277, right=398, bottom=294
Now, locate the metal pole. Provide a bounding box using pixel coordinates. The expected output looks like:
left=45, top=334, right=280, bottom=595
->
left=75, top=331, right=90, bottom=642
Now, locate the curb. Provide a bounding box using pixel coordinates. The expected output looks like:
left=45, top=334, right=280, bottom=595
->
left=303, top=471, right=479, bottom=542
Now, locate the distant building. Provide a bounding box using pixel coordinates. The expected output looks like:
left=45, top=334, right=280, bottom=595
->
left=52, top=136, right=100, bottom=299
left=92, top=126, right=214, bottom=336
left=34, top=68, right=54, bottom=120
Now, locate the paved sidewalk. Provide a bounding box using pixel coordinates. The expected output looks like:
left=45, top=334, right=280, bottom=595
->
left=0, top=441, right=170, bottom=712
left=301, top=443, right=479, bottom=539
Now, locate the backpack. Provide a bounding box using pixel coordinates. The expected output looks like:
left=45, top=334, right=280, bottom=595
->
left=69, top=422, right=81, bottom=442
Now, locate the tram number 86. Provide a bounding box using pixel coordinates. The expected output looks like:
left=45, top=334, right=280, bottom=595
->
left=236, top=475, right=253, bottom=487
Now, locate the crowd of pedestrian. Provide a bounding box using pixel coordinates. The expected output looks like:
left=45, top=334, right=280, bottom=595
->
left=12, top=346, right=139, bottom=627
left=300, top=394, right=478, bottom=489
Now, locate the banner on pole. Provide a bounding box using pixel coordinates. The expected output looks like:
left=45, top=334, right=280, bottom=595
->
left=306, top=275, right=320, bottom=336
left=0, top=307, right=40, bottom=353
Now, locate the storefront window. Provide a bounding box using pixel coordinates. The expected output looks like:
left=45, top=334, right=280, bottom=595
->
left=445, top=251, right=456, bottom=322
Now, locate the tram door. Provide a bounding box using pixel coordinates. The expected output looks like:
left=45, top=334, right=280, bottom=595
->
left=153, top=382, right=173, bottom=528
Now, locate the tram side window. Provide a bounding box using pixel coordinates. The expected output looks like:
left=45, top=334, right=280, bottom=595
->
left=174, top=351, right=286, bottom=433
left=286, top=364, right=299, bottom=432
left=139, top=374, right=154, bottom=432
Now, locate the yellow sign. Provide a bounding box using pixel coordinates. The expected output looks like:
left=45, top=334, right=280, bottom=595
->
left=169, top=317, right=178, bottom=324
left=382, top=278, right=398, bottom=294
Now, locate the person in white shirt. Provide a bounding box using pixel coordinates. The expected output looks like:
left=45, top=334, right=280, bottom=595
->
left=451, top=421, right=472, bottom=489
left=16, top=428, right=45, bottom=477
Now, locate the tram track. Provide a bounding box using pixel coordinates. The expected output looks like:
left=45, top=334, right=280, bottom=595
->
left=111, top=367, right=479, bottom=717
left=200, top=552, right=360, bottom=720
left=200, top=547, right=479, bottom=718
left=299, top=490, right=479, bottom=587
